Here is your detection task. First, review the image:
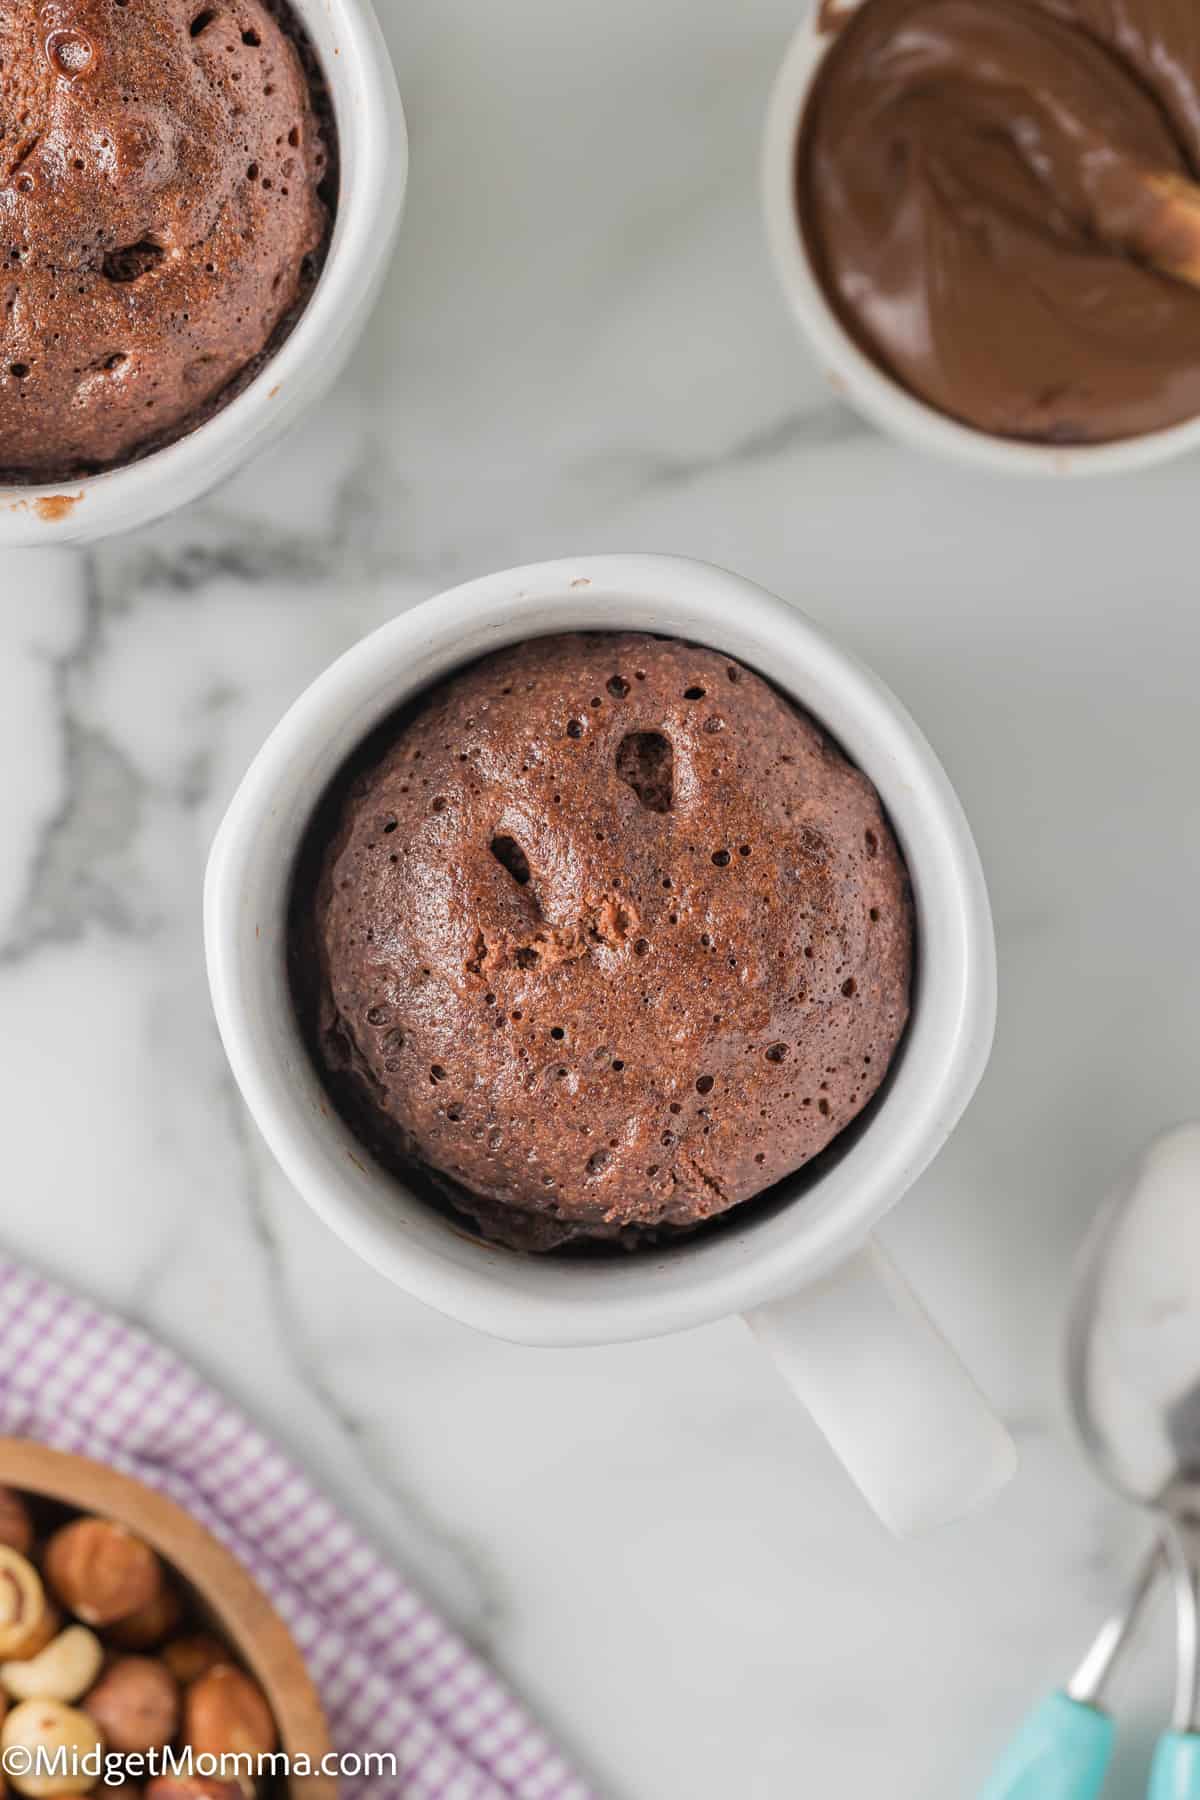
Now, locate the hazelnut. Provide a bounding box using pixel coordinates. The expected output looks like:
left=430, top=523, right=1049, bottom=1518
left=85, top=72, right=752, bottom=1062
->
left=1, top=1628, right=104, bottom=1704
left=0, top=1496, right=33, bottom=1560
left=159, top=1640, right=225, bottom=1688
left=43, top=1522, right=162, bottom=1628
left=0, top=1553, right=46, bottom=1659
left=147, top=1782, right=241, bottom=1800
left=83, top=1658, right=178, bottom=1755
left=105, top=1588, right=182, bottom=1653
left=0, top=1699, right=105, bottom=1796
left=184, top=1667, right=276, bottom=1760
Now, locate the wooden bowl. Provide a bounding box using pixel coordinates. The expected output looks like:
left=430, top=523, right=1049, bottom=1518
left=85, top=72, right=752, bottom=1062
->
left=0, top=1439, right=335, bottom=1800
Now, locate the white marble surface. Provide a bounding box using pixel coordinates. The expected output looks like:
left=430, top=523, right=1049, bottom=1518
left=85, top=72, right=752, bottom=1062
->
left=2, top=0, right=1199, bottom=1792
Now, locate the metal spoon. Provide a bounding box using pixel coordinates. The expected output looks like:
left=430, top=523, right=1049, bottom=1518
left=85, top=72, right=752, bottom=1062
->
left=981, top=1124, right=1200, bottom=1799
left=1152, top=1516, right=1200, bottom=1797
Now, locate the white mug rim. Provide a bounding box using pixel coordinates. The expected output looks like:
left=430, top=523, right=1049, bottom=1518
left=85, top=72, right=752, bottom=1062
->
left=0, top=0, right=406, bottom=544
left=204, top=554, right=997, bottom=1347
left=761, top=1, right=1200, bottom=477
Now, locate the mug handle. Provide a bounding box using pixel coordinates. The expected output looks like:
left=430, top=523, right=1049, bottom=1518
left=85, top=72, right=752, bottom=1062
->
left=746, top=1241, right=1016, bottom=1535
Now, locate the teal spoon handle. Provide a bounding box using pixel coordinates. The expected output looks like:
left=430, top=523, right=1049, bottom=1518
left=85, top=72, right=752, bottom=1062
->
left=979, top=1693, right=1114, bottom=1800
left=1150, top=1733, right=1200, bottom=1799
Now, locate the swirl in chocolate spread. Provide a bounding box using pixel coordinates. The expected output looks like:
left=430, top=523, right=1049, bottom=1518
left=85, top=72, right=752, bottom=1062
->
left=799, top=0, right=1200, bottom=442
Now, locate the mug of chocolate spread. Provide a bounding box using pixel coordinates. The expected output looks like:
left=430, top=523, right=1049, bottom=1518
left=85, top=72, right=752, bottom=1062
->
left=764, top=0, right=1200, bottom=475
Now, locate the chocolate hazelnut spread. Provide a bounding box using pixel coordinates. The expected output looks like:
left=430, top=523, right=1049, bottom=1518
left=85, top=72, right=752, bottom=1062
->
left=293, top=634, right=913, bottom=1253
left=799, top=0, right=1200, bottom=443
left=0, top=0, right=331, bottom=480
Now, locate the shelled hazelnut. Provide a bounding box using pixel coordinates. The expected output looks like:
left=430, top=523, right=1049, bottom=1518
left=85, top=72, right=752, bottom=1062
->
left=147, top=1780, right=243, bottom=1800
left=44, top=1524, right=164, bottom=1630
left=84, top=1657, right=179, bottom=1754
left=160, top=1641, right=225, bottom=1688
left=184, top=1667, right=276, bottom=1761
left=106, top=1589, right=183, bottom=1655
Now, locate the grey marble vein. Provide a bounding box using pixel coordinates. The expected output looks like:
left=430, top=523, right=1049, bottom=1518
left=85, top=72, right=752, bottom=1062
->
left=0, top=563, right=153, bottom=963
left=89, top=438, right=430, bottom=602
left=217, top=1058, right=509, bottom=1648
left=570, top=402, right=870, bottom=499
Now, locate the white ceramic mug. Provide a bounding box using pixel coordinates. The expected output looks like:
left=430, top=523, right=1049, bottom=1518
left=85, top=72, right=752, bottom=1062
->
left=204, top=554, right=1016, bottom=1533
left=762, top=1, right=1200, bottom=477
left=0, top=0, right=406, bottom=546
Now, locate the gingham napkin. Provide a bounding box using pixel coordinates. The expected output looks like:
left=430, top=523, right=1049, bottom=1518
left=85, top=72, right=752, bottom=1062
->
left=0, top=1262, right=591, bottom=1800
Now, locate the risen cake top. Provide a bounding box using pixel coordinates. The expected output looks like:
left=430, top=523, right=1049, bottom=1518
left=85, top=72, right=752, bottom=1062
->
left=305, top=633, right=914, bottom=1251
left=0, top=0, right=328, bottom=478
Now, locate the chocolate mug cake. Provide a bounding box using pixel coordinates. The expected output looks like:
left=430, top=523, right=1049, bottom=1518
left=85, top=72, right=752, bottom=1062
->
left=0, top=0, right=333, bottom=479
left=292, top=633, right=913, bottom=1252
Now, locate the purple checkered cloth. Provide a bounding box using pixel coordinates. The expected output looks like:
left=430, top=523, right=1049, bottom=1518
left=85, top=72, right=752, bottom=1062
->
left=0, top=1262, right=591, bottom=1800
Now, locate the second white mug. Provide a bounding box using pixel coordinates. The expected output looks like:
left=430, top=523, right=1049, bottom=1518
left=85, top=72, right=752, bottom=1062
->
left=204, top=554, right=1016, bottom=1533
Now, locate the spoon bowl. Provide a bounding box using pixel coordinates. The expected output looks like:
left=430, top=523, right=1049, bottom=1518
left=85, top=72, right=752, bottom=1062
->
left=981, top=1125, right=1200, bottom=1797
left=1066, top=1124, right=1200, bottom=1509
